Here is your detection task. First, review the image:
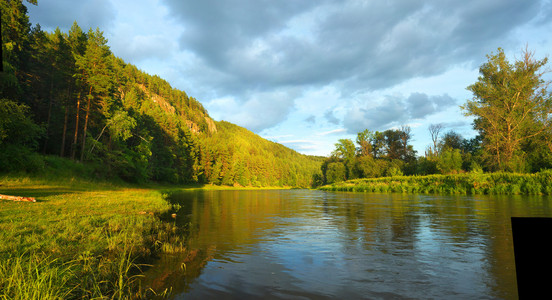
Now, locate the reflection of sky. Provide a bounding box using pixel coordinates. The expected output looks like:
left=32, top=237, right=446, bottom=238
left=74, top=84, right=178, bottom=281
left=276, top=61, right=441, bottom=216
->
left=168, top=191, right=550, bottom=299
left=414, top=216, right=489, bottom=297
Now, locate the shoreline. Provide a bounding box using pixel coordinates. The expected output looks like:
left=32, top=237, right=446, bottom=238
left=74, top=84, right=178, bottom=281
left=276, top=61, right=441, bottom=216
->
left=0, top=175, right=297, bottom=299
left=318, top=171, right=552, bottom=195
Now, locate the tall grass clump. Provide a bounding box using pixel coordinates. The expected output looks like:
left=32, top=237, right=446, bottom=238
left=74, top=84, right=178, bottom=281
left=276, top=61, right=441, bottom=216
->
left=0, top=253, right=74, bottom=300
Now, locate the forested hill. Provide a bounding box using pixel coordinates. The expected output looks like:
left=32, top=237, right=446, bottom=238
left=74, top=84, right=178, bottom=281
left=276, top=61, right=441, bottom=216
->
left=0, top=1, right=323, bottom=187
left=203, top=121, right=323, bottom=187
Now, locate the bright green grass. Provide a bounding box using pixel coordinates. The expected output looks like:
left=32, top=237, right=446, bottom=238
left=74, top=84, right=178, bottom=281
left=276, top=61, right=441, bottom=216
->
left=0, top=177, right=182, bottom=299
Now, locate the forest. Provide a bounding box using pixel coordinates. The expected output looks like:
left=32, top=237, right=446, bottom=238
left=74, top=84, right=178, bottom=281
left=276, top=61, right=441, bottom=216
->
left=0, top=0, right=322, bottom=187
left=317, top=48, right=552, bottom=186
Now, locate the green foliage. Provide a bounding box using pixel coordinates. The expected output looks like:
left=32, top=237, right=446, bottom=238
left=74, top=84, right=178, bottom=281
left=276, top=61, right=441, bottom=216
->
left=354, top=155, right=385, bottom=178
left=356, top=129, right=374, bottom=156
left=437, top=148, right=463, bottom=174
left=0, top=99, right=45, bottom=173
left=385, top=165, right=403, bottom=177
left=463, top=48, right=552, bottom=171
left=201, top=121, right=322, bottom=187
left=320, top=127, right=417, bottom=184
left=0, top=99, right=43, bottom=148
left=468, top=161, right=483, bottom=174
left=0, top=144, right=45, bottom=173
left=108, top=110, right=136, bottom=142
left=326, top=162, right=347, bottom=184
left=332, top=139, right=356, bottom=179
left=415, top=156, right=438, bottom=175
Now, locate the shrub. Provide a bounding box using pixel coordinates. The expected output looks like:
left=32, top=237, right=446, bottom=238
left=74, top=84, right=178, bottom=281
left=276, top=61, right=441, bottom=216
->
left=437, top=148, right=463, bottom=174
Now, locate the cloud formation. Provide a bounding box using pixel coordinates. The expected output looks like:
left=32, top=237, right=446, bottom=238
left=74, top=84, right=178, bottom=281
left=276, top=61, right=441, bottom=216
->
left=161, top=0, right=545, bottom=94
left=25, top=0, right=552, bottom=155
left=27, top=0, right=115, bottom=32
left=207, top=89, right=299, bottom=132
left=343, top=93, right=458, bottom=133
left=323, top=109, right=340, bottom=125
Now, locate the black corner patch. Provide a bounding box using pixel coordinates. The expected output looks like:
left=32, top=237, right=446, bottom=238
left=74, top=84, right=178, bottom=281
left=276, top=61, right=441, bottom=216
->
left=511, top=217, right=552, bottom=299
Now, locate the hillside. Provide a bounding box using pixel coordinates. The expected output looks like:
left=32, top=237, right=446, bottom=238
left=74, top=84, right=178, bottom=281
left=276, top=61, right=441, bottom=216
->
left=0, top=1, right=322, bottom=187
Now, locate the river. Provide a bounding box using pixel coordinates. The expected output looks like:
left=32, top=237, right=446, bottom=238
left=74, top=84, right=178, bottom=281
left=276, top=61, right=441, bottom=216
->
left=140, top=189, right=552, bottom=299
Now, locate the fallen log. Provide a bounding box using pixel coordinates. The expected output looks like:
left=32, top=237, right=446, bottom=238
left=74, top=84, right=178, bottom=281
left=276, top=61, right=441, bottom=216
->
left=0, top=194, right=36, bottom=202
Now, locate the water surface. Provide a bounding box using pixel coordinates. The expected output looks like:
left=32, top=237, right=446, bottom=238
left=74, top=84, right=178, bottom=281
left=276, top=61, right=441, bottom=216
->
left=141, top=189, right=552, bottom=299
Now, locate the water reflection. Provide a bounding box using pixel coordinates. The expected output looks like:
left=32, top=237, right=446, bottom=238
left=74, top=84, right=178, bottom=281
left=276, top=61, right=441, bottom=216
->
left=141, top=190, right=552, bottom=299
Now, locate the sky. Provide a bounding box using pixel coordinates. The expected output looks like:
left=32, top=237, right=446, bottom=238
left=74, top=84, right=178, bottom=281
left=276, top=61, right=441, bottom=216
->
left=26, top=0, right=552, bottom=156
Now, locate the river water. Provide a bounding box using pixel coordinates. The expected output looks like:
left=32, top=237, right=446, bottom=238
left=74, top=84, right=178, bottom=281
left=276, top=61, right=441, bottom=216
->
left=140, top=189, right=552, bottom=299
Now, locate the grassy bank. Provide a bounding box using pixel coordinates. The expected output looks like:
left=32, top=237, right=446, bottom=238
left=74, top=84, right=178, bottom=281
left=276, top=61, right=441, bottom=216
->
left=0, top=175, right=187, bottom=299
left=319, top=170, right=552, bottom=195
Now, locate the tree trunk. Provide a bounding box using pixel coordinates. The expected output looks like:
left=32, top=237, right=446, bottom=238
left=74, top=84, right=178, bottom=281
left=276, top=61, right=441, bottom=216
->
left=71, top=93, right=81, bottom=160
left=43, top=72, right=55, bottom=154
left=60, top=105, right=68, bottom=157
left=80, top=88, right=92, bottom=162
left=42, top=97, right=53, bottom=154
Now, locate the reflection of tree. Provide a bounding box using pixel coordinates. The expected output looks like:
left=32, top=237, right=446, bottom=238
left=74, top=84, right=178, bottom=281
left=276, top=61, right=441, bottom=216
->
left=142, top=245, right=217, bottom=296
left=142, top=190, right=547, bottom=298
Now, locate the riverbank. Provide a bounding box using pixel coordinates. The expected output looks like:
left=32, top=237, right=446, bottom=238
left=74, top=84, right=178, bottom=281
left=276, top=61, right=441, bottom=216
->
left=319, top=170, right=552, bottom=195
left=0, top=176, right=179, bottom=299
left=0, top=172, right=297, bottom=299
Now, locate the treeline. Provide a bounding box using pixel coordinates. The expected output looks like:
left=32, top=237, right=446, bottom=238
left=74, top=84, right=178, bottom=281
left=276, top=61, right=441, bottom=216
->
left=1, top=1, right=322, bottom=187
left=317, top=48, right=552, bottom=186
left=318, top=123, right=552, bottom=187
left=317, top=126, right=416, bottom=185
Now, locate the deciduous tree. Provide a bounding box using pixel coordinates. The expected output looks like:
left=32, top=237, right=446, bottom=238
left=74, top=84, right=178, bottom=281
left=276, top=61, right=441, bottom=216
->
left=463, top=48, right=552, bottom=171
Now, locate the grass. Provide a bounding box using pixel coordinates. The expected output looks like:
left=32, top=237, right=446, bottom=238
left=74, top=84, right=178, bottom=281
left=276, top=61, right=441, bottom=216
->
left=0, top=175, right=184, bottom=299
left=319, top=169, right=552, bottom=195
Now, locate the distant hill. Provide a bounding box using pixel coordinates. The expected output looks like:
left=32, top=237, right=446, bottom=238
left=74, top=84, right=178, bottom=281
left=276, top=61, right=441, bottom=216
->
left=0, top=1, right=322, bottom=186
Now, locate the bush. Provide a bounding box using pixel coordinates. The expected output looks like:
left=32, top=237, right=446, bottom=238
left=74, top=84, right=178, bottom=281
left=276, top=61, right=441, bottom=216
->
left=326, top=162, right=347, bottom=184
left=437, top=148, right=463, bottom=174
left=0, top=144, right=45, bottom=173
left=0, top=99, right=43, bottom=148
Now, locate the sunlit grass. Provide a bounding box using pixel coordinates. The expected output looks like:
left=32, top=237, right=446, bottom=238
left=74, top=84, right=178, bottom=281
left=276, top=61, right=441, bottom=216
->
left=0, top=176, right=184, bottom=299
left=320, top=170, right=552, bottom=195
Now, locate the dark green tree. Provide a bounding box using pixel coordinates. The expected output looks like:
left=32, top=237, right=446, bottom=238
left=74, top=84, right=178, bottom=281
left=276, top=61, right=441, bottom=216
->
left=1, top=0, right=35, bottom=98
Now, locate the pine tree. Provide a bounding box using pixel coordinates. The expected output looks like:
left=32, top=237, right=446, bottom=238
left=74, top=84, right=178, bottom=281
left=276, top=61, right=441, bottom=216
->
left=75, top=28, right=113, bottom=161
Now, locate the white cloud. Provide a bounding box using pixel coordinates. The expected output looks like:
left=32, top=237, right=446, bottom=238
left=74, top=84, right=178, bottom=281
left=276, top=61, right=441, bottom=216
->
left=317, top=129, right=346, bottom=136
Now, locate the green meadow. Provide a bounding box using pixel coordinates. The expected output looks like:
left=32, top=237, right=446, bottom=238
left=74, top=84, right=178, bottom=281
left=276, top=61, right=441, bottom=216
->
left=0, top=174, right=186, bottom=299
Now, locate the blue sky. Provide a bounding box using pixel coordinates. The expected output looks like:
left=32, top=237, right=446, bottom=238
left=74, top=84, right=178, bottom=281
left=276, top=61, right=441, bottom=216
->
left=27, top=0, right=552, bottom=156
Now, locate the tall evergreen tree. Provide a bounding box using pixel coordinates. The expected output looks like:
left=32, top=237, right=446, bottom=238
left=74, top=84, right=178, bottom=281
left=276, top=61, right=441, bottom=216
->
left=1, top=0, right=34, bottom=99
left=68, top=21, right=87, bottom=160
left=75, top=28, right=113, bottom=161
